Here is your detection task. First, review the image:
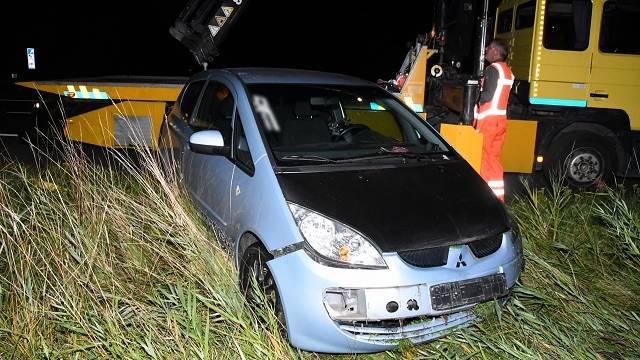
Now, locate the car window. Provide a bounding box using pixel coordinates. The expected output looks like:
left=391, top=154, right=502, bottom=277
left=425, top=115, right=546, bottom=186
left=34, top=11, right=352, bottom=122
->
left=233, top=110, right=254, bottom=174
left=248, top=84, right=451, bottom=167
left=191, top=81, right=235, bottom=147
left=180, top=80, right=205, bottom=120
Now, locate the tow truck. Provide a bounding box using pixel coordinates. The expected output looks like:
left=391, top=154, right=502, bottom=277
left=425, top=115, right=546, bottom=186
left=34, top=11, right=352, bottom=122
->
left=393, top=0, right=640, bottom=188
left=15, top=0, right=248, bottom=150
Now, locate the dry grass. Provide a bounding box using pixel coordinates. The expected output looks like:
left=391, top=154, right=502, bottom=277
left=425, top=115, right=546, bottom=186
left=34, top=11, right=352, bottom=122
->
left=1, top=135, right=639, bottom=359
left=0, top=136, right=300, bottom=359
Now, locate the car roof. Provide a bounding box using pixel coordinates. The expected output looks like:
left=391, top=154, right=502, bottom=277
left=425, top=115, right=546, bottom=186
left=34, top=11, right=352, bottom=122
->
left=223, top=68, right=373, bottom=86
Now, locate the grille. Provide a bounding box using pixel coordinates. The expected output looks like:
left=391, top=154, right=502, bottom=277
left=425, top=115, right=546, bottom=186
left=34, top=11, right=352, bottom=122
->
left=468, top=233, right=503, bottom=258
left=339, top=311, right=475, bottom=345
left=398, top=246, right=449, bottom=268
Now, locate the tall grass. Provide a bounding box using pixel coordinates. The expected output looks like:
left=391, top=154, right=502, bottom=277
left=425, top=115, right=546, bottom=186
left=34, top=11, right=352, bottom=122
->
left=0, top=134, right=300, bottom=359
left=1, top=130, right=639, bottom=359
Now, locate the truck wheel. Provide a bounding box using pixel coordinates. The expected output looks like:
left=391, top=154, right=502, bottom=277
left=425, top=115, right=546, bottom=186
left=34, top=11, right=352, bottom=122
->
left=239, top=243, right=287, bottom=336
left=544, top=134, right=613, bottom=189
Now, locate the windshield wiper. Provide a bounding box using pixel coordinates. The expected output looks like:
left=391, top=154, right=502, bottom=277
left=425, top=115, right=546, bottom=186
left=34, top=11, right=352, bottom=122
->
left=338, top=154, right=421, bottom=163
left=339, top=147, right=444, bottom=162
left=278, top=155, right=338, bottom=163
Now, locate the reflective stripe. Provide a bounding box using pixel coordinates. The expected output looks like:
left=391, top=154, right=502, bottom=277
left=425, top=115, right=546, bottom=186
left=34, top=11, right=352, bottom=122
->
left=529, top=97, right=587, bottom=107
left=62, top=84, right=110, bottom=99
left=79, top=85, right=90, bottom=99
left=493, top=62, right=514, bottom=82
left=488, top=180, right=504, bottom=187
left=63, top=89, right=109, bottom=99
left=476, top=109, right=507, bottom=120
left=493, top=189, right=505, bottom=196
left=497, top=79, right=514, bottom=86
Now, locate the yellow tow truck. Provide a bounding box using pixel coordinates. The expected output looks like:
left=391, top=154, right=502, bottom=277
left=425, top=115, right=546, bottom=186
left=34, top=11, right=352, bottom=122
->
left=17, top=77, right=185, bottom=149
left=395, top=0, right=640, bottom=188
left=15, top=0, right=247, bottom=150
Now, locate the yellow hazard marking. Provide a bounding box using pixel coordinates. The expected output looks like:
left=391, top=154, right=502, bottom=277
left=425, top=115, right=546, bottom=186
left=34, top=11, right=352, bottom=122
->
left=79, top=85, right=89, bottom=99
left=222, top=6, right=234, bottom=17
left=215, top=15, right=227, bottom=26
left=208, top=25, right=220, bottom=37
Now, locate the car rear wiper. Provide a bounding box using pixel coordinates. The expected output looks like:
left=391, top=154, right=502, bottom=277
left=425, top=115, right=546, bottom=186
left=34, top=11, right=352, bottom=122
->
left=278, top=155, right=338, bottom=163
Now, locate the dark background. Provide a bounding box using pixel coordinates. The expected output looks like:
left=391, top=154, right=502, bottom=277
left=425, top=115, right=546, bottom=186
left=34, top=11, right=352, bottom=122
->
left=3, top=0, right=441, bottom=92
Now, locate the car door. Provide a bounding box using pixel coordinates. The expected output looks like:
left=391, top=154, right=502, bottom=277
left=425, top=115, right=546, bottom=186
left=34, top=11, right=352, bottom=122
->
left=162, top=78, right=206, bottom=185
left=229, top=108, right=256, bottom=241
left=183, top=79, right=236, bottom=229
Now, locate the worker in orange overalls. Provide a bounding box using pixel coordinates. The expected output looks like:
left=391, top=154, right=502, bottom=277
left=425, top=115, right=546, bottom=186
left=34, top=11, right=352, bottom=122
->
left=473, top=39, right=514, bottom=201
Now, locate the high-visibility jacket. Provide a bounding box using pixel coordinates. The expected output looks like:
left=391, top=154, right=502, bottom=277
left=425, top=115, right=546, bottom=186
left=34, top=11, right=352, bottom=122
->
left=474, top=62, right=514, bottom=201
left=474, top=62, right=514, bottom=124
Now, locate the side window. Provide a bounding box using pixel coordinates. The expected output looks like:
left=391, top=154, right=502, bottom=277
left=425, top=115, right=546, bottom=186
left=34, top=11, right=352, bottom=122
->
left=515, top=1, right=536, bottom=30
left=497, top=9, right=514, bottom=34
left=233, top=111, right=254, bottom=174
left=543, top=0, right=592, bottom=51
left=600, top=1, right=640, bottom=55
left=191, top=81, right=235, bottom=147
left=179, top=80, right=205, bottom=120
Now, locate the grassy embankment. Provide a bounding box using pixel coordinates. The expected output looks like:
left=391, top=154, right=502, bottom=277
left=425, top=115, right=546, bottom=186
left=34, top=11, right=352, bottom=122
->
left=1, top=139, right=638, bottom=359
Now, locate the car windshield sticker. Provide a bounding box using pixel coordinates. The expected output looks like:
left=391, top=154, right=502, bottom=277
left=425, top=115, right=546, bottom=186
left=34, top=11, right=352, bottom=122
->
left=253, top=95, right=281, bottom=133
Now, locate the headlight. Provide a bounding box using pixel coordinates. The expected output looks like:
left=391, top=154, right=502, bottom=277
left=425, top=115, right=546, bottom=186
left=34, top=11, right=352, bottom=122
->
left=288, top=203, right=387, bottom=269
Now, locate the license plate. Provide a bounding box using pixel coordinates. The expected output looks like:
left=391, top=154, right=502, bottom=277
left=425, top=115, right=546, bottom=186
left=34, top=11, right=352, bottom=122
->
left=430, top=273, right=508, bottom=311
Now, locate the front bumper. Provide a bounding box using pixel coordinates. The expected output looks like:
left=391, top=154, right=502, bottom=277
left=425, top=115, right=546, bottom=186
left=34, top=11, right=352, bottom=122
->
left=268, top=233, right=523, bottom=353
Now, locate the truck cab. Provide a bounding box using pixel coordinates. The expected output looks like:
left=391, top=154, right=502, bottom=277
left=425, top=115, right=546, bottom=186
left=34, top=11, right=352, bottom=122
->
left=495, top=0, right=640, bottom=186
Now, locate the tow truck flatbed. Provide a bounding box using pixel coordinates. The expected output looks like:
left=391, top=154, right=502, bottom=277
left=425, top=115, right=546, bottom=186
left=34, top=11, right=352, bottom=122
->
left=16, top=77, right=188, bottom=149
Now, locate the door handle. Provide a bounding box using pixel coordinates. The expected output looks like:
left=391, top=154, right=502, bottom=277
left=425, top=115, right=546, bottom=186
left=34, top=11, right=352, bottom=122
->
left=589, top=92, right=609, bottom=99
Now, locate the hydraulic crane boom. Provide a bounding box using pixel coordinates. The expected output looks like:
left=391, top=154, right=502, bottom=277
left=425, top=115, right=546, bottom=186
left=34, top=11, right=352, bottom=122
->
left=170, top=0, right=250, bottom=67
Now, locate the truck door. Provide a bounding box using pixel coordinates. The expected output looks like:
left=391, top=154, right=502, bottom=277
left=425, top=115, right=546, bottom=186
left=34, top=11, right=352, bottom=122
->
left=588, top=0, right=640, bottom=130
left=530, top=0, right=593, bottom=105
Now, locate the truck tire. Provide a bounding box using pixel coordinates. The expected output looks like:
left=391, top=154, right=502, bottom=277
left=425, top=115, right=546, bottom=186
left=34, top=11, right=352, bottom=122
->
left=543, top=133, right=614, bottom=189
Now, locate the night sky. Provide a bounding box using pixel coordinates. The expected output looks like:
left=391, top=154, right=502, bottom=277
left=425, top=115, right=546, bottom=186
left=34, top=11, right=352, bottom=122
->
left=4, top=1, right=438, bottom=91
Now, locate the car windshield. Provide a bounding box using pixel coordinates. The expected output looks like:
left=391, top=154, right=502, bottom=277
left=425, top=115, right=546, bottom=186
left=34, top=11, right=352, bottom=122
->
left=248, top=84, right=451, bottom=166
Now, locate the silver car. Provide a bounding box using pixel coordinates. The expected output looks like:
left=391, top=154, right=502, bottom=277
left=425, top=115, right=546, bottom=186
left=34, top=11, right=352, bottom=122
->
left=162, top=68, right=523, bottom=353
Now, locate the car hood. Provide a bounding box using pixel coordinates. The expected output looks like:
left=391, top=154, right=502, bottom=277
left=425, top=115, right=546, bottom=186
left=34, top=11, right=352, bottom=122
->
left=276, top=160, right=509, bottom=253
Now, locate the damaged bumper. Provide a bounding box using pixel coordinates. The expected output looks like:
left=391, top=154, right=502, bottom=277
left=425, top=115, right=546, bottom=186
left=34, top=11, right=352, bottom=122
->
left=268, top=232, right=522, bottom=353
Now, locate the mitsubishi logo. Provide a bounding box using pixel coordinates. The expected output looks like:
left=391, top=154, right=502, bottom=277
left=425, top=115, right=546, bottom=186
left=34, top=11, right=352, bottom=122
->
left=456, top=254, right=467, bottom=268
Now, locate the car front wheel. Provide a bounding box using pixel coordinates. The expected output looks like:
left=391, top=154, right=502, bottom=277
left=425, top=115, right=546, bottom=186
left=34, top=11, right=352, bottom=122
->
left=239, top=243, right=286, bottom=335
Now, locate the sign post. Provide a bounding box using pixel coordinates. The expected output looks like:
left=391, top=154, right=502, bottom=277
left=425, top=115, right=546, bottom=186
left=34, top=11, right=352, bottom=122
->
left=27, top=48, right=36, bottom=70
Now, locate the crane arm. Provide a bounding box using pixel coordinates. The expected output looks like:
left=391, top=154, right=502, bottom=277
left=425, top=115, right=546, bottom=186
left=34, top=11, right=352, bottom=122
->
left=170, top=0, right=249, bottom=66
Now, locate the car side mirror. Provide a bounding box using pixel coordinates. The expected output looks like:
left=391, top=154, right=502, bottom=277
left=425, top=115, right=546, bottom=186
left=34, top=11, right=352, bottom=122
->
left=189, top=130, right=229, bottom=155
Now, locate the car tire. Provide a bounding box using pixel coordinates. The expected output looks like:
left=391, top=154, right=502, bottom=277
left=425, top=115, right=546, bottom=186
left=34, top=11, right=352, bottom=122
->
left=543, top=133, right=614, bottom=189
left=239, top=243, right=287, bottom=336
